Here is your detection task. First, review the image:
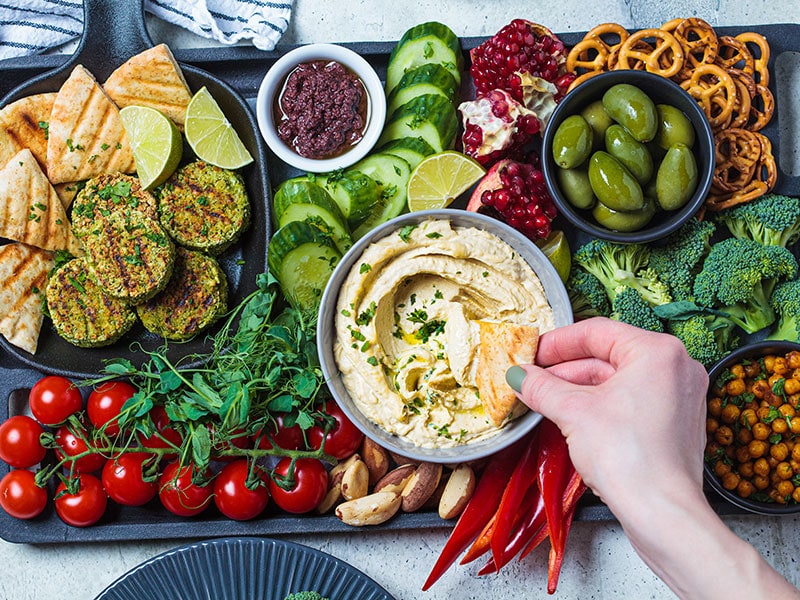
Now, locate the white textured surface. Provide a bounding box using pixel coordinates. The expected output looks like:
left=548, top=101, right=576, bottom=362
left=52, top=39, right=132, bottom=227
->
left=3, top=2, right=800, bottom=599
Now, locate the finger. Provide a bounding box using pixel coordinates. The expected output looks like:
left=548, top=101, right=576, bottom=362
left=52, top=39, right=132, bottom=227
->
left=535, top=317, right=655, bottom=367
left=544, top=357, right=616, bottom=386
left=513, top=364, right=591, bottom=423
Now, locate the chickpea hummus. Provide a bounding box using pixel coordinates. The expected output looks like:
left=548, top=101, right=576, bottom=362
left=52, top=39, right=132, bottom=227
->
left=333, top=219, right=555, bottom=448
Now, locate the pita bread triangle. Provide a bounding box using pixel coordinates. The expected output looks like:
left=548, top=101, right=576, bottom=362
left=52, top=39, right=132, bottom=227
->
left=46, top=64, right=135, bottom=184
left=103, top=44, right=193, bottom=130
left=0, top=148, right=82, bottom=255
left=0, top=242, right=54, bottom=354
left=0, top=92, right=56, bottom=170
left=475, top=320, right=540, bottom=426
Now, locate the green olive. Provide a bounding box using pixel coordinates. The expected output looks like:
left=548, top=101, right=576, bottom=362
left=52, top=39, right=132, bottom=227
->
left=580, top=100, right=614, bottom=151
left=654, top=104, right=696, bottom=150
left=593, top=195, right=656, bottom=232
left=552, top=114, right=593, bottom=169
left=588, top=151, right=644, bottom=212
left=655, top=143, right=698, bottom=211
left=602, top=83, right=658, bottom=142
left=557, top=165, right=596, bottom=210
left=605, top=124, right=653, bottom=184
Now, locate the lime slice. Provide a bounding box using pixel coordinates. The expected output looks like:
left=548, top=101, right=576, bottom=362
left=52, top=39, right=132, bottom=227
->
left=184, top=86, right=253, bottom=170
left=119, top=105, right=182, bottom=190
left=407, top=151, right=485, bottom=212
left=536, top=230, right=571, bottom=283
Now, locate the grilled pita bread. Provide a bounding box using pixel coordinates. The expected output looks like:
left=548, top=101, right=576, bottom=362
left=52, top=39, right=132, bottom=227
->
left=475, top=320, right=539, bottom=426
left=0, top=243, right=54, bottom=354
left=103, top=44, right=193, bottom=130
left=0, top=92, right=56, bottom=170
left=46, top=65, right=135, bottom=184
left=0, top=149, right=82, bottom=255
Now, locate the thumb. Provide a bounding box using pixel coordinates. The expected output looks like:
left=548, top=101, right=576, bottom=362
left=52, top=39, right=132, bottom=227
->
left=506, top=364, right=582, bottom=425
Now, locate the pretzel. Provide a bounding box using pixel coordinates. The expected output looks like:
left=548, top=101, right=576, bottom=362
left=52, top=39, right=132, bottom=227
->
left=727, top=73, right=754, bottom=130
left=735, top=32, right=770, bottom=86
left=712, top=128, right=762, bottom=192
left=616, top=29, right=684, bottom=78
left=584, top=22, right=629, bottom=48
left=715, top=35, right=755, bottom=74
left=747, top=82, right=775, bottom=131
left=566, top=37, right=611, bottom=73
left=659, top=18, right=684, bottom=33
left=756, top=132, right=777, bottom=190
left=609, top=39, right=653, bottom=70
left=680, top=63, right=738, bottom=129
left=567, top=69, right=604, bottom=92
left=706, top=179, right=769, bottom=211
left=672, top=18, right=719, bottom=79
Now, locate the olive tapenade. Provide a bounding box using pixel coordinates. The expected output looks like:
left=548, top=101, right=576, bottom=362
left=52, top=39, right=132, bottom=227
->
left=274, top=60, right=369, bottom=159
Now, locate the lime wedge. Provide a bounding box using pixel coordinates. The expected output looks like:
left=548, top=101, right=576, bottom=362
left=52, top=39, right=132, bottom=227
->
left=536, top=230, right=571, bottom=284
left=184, top=86, right=253, bottom=170
left=119, top=105, right=182, bottom=190
left=407, top=151, right=485, bottom=212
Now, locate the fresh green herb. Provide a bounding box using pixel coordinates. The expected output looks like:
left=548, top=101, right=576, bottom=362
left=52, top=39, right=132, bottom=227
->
left=398, top=224, right=417, bottom=242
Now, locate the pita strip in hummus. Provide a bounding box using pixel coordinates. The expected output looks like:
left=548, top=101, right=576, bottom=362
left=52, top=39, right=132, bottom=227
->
left=333, top=218, right=554, bottom=449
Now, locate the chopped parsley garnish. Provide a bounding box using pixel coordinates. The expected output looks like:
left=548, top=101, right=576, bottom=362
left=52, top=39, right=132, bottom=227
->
left=359, top=262, right=372, bottom=274
left=398, top=224, right=417, bottom=242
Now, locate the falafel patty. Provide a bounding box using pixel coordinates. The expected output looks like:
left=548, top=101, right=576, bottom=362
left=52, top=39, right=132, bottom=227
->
left=136, top=247, right=228, bottom=340
left=46, top=258, right=137, bottom=348
left=81, top=209, right=175, bottom=304
left=157, top=161, right=250, bottom=255
left=70, top=173, right=158, bottom=238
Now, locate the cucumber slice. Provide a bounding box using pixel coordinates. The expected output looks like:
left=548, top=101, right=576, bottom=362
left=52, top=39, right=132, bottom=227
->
left=387, top=63, right=458, bottom=115
left=378, top=94, right=459, bottom=152
left=268, top=221, right=342, bottom=313
left=273, top=178, right=343, bottom=224
left=351, top=153, right=411, bottom=239
left=375, top=136, right=436, bottom=171
left=386, top=22, right=463, bottom=94
left=314, top=170, right=381, bottom=226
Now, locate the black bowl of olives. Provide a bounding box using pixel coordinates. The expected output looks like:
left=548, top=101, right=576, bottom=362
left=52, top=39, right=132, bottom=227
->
left=541, top=70, right=714, bottom=244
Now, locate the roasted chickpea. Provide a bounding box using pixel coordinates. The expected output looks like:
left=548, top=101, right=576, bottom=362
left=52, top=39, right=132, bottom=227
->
left=748, top=439, right=769, bottom=459
left=706, top=417, right=719, bottom=435
left=789, top=394, right=800, bottom=409
left=764, top=354, right=777, bottom=372
left=784, top=378, right=800, bottom=396
left=792, top=487, right=800, bottom=504
left=776, top=462, right=794, bottom=480
left=771, top=442, right=790, bottom=462
left=739, top=461, right=755, bottom=478
left=708, top=396, right=723, bottom=417
left=715, top=425, right=734, bottom=446
left=773, top=357, right=789, bottom=376
left=737, top=479, right=755, bottom=499
left=729, top=364, right=746, bottom=379
left=744, top=361, right=763, bottom=378
left=736, top=428, right=753, bottom=446
left=769, top=373, right=784, bottom=389
left=722, top=471, right=740, bottom=491
left=752, top=379, right=771, bottom=399
left=791, top=367, right=800, bottom=380
left=779, top=404, right=796, bottom=418
left=772, top=417, right=789, bottom=435
left=735, top=445, right=752, bottom=464
left=752, top=422, right=771, bottom=441
left=726, top=378, right=747, bottom=396
left=788, top=351, right=800, bottom=370
left=714, top=459, right=732, bottom=477
left=753, top=474, right=770, bottom=490
left=776, top=480, right=795, bottom=500
left=720, top=403, right=741, bottom=424
left=754, top=457, right=771, bottom=477
left=792, top=444, right=800, bottom=462
left=757, top=405, right=771, bottom=420
left=740, top=408, right=758, bottom=428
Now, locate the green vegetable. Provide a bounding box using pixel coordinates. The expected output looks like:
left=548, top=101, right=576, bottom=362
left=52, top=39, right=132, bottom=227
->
left=601, top=83, right=657, bottom=142
left=592, top=196, right=655, bottom=232
left=604, top=123, right=653, bottom=184
left=610, top=286, right=664, bottom=332
left=693, top=237, right=799, bottom=334
left=713, top=193, right=800, bottom=248
left=765, top=279, right=800, bottom=342
left=666, top=313, right=738, bottom=367
left=588, top=151, right=644, bottom=212
left=655, top=142, right=697, bottom=211
left=552, top=114, right=592, bottom=169
left=654, top=104, right=695, bottom=150
left=648, top=217, right=716, bottom=302
left=566, top=264, right=611, bottom=319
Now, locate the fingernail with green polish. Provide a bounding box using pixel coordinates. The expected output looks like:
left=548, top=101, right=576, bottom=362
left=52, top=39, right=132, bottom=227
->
left=505, top=365, right=526, bottom=392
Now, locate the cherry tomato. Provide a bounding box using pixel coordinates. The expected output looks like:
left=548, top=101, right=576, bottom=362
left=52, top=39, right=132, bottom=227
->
left=137, top=406, right=183, bottom=459
left=101, top=453, right=158, bottom=507
left=268, top=457, right=328, bottom=514
left=211, top=427, right=252, bottom=462
left=253, top=414, right=304, bottom=451
left=0, top=469, right=47, bottom=519
left=54, top=423, right=106, bottom=473
left=86, top=381, right=136, bottom=437
left=54, top=473, right=107, bottom=527
left=0, top=415, right=46, bottom=468
left=213, top=459, right=270, bottom=521
left=28, top=375, right=83, bottom=426
left=307, top=401, right=364, bottom=459
left=158, top=461, right=213, bottom=517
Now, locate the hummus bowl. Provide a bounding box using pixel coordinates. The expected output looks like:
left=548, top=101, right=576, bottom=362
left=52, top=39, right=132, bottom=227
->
left=317, top=209, right=573, bottom=463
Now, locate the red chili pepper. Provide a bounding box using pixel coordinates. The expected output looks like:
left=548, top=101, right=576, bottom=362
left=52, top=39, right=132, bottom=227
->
left=536, top=418, right=571, bottom=560
left=460, top=512, right=496, bottom=565
left=422, top=437, right=526, bottom=591
left=489, top=432, right=540, bottom=567
left=545, top=473, right=587, bottom=594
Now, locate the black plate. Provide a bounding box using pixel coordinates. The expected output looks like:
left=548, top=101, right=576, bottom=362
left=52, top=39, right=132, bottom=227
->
left=0, top=0, right=271, bottom=379
left=95, top=537, right=395, bottom=600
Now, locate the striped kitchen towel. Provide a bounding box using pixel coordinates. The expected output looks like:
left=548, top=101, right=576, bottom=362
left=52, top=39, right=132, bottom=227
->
left=0, top=0, right=294, bottom=60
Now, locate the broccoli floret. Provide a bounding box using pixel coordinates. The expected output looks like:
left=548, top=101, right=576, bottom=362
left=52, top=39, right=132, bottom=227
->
left=573, top=239, right=671, bottom=307
left=649, top=218, right=716, bottom=301
left=566, top=264, right=611, bottom=319
left=693, top=237, right=799, bottom=334
left=284, top=592, right=329, bottom=600
left=714, top=193, right=800, bottom=248
left=765, top=279, right=800, bottom=341
left=667, top=313, right=739, bottom=367
left=610, top=286, right=664, bottom=332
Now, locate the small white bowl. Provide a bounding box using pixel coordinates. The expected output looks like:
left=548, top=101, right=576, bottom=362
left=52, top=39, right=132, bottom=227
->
left=256, top=43, right=386, bottom=173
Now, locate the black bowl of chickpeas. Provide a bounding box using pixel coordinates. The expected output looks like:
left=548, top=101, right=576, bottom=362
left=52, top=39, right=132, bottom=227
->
left=704, top=340, right=800, bottom=515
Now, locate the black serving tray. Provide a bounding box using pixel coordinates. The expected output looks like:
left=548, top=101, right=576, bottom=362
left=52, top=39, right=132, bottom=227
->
left=2, top=23, right=795, bottom=543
